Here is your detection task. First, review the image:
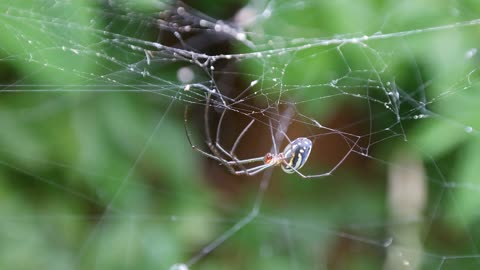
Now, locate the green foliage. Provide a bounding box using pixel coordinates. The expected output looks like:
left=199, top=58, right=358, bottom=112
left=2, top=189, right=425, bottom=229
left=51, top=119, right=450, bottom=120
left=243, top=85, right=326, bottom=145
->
left=1, top=0, right=480, bottom=269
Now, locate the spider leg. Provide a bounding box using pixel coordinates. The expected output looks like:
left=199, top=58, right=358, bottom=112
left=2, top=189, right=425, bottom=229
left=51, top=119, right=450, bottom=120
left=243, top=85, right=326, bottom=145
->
left=200, top=91, right=245, bottom=174
left=214, top=102, right=256, bottom=169
left=212, top=104, right=249, bottom=168
left=218, top=113, right=257, bottom=175
left=229, top=118, right=255, bottom=156
left=206, top=91, right=256, bottom=173
left=214, top=107, right=232, bottom=158
left=268, top=118, right=279, bottom=154
left=184, top=104, right=225, bottom=163
left=185, top=128, right=264, bottom=166
left=184, top=98, right=235, bottom=168
left=210, top=89, right=269, bottom=174
left=233, top=163, right=274, bottom=176
left=184, top=97, right=265, bottom=174
left=226, top=156, right=265, bottom=165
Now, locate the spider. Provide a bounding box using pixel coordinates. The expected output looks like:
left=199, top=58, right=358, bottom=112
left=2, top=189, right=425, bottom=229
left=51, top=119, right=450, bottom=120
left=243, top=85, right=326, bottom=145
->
left=184, top=84, right=316, bottom=177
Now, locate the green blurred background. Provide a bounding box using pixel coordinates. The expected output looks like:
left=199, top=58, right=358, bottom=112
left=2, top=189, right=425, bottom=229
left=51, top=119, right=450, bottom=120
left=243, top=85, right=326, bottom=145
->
left=1, top=0, right=480, bottom=269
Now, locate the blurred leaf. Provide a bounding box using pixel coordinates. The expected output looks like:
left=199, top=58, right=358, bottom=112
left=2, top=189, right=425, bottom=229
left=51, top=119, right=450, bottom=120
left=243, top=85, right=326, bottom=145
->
left=408, top=120, right=469, bottom=158
left=447, top=136, right=480, bottom=225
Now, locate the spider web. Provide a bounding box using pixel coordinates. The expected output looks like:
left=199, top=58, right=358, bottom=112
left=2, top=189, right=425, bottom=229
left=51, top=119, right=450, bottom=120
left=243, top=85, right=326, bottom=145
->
left=1, top=0, right=480, bottom=269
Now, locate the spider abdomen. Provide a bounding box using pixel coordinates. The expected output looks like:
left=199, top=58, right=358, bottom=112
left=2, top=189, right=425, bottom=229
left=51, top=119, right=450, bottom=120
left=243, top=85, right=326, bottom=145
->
left=281, top=137, right=313, bottom=174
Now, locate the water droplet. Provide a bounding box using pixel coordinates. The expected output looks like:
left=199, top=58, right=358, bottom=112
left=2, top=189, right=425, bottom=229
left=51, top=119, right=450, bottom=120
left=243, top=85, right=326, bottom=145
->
left=236, top=32, right=246, bottom=41
left=262, top=8, right=272, bottom=18
left=177, top=6, right=186, bottom=15
left=170, top=263, right=188, bottom=270
left=177, top=67, right=195, bottom=83
left=199, top=19, right=208, bottom=27
left=465, top=48, right=477, bottom=59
